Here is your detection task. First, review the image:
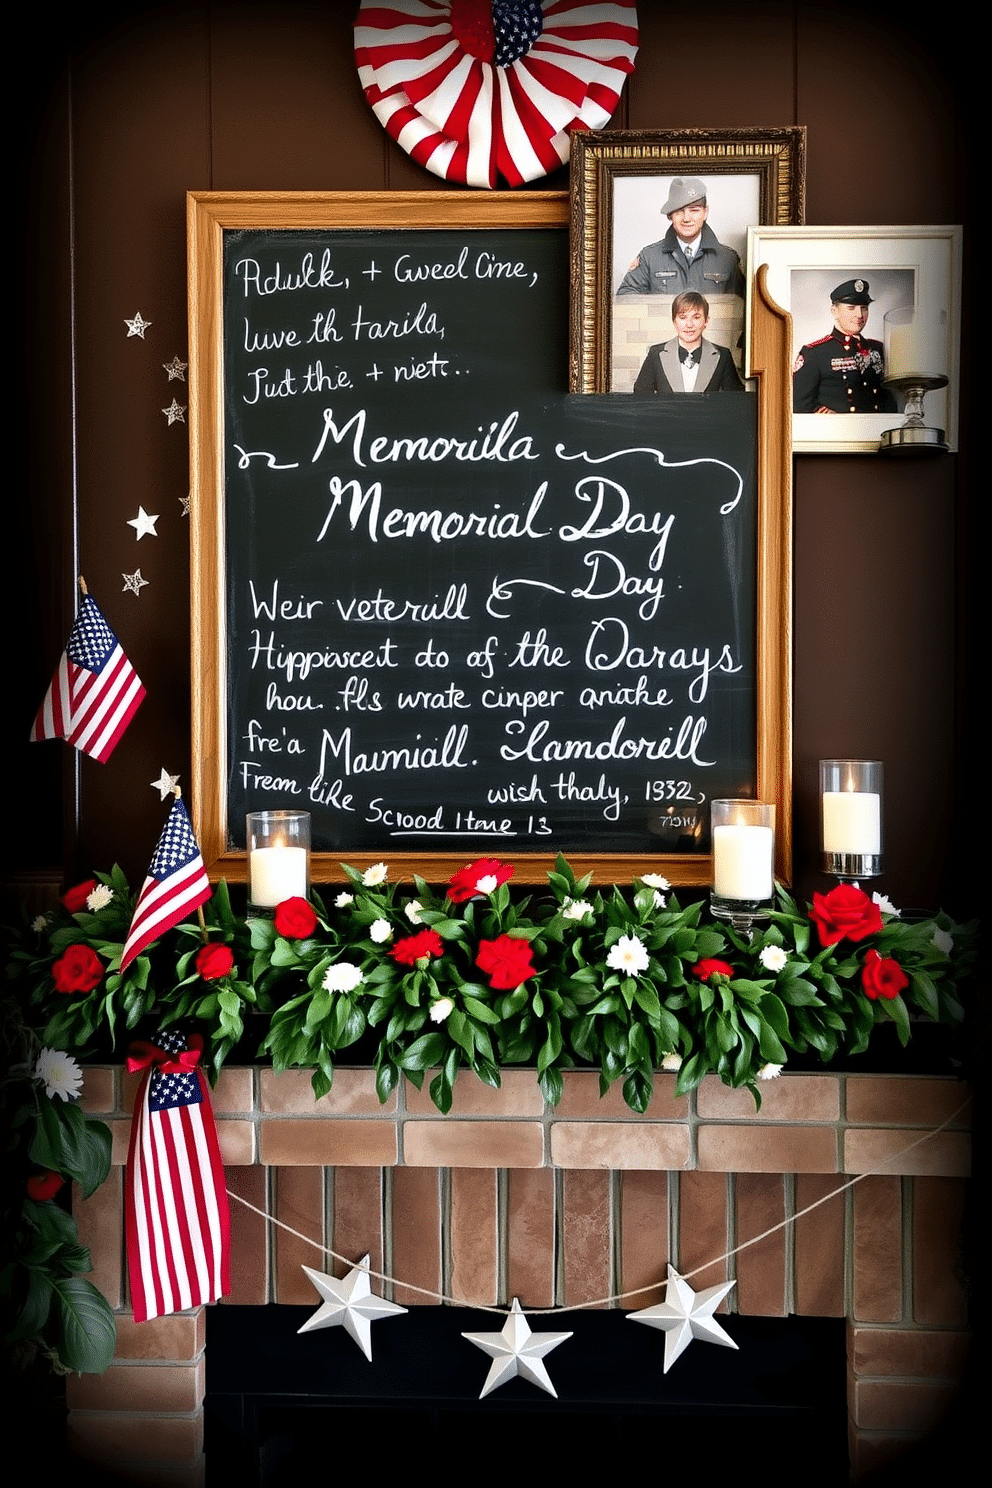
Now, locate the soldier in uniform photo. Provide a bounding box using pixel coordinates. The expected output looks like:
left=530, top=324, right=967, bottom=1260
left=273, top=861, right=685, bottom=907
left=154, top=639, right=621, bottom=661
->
left=616, top=177, right=746, bottom=299
left=632, top=291, right=744, bottom=395
left=793, top=279, right=897, bottom=413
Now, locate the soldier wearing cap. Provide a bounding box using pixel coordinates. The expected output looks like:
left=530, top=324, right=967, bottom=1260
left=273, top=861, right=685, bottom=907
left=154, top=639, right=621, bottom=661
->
left=793, top=279, right=897, bottom=413
left=616, top=177, right=745, bottom=298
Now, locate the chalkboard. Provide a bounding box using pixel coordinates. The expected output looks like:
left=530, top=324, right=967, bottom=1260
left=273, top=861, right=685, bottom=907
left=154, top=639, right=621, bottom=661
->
left=188, top=194, right=791, bottom=886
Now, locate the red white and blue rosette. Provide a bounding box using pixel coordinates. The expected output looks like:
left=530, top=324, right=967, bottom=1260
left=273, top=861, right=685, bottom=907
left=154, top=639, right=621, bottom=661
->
left=355, top=1, right=638, bottom=189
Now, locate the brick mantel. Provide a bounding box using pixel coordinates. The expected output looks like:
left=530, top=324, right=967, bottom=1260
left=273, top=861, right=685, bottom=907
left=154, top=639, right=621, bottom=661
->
left=72, top=1068, right=972, bottom=1484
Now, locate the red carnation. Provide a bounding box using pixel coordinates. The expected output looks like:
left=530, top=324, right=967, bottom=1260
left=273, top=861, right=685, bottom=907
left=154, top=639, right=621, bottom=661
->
left=274, top=897, right=318, bottom=940
left=809, top=884, right=882, bottom=948
left=195, top=943, right=234, bottom=981
left=476, top=934, right=535, bottom=990
left=390, top=929, right=444, bottom=966
left=693, top=958, right=735, bottom=982
left=52, top=943, right=103, bottom=994
left=28, top=1170, right=65, bottom=1202
left=861, top=948, right=909, bottom=1001
left=447, top=857, right=514, bottom=904
left=62, top=879, right=96, bottom=913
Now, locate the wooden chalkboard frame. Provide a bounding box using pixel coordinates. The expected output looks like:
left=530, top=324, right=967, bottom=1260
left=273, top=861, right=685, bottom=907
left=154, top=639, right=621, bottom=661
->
left=187, top=191, right=791, bottom=888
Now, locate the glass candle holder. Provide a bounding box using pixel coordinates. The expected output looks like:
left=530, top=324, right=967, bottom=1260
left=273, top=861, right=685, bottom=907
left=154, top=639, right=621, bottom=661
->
left=820, top=760, right=882, bottom=881
left=247, top=810, right=310, bottom=911
left=710, top=799, right=775, bottom=926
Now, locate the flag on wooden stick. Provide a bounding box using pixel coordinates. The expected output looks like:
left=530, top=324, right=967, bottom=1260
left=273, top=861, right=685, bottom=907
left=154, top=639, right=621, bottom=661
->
left=30, top=590, right=145, bottom=762
left=120, top=796, right=211, bottom=972
left=125, top=1028, right=230, bottom=1323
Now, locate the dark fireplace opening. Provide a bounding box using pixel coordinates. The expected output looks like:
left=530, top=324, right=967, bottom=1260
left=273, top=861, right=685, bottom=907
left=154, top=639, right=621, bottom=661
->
left=206, top=1305, right=848, bottom=1484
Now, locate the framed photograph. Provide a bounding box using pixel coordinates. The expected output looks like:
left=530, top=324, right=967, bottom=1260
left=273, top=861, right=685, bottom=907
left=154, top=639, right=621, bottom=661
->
left=746, top=225, right=962, bottom=453
left=570, top=128, right=805, bottom=393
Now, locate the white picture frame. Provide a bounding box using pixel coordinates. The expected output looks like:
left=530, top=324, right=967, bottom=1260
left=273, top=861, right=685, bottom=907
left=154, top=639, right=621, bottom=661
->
left=746, top=225, right=962, bottom=453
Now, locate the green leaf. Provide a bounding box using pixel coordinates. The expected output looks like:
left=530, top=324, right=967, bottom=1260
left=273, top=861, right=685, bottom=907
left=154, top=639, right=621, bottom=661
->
left=50, top=1275, right=117, bottom=1373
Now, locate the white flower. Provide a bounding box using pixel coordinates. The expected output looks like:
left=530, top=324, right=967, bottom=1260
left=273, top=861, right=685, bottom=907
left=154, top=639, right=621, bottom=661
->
left=475, top=874, right=498, bottom=895
left=651, top=890, right=666, bottom=910
left=562, top=898, right=593, bottom=921
left=369, top=918, right=392, bottom=944
left=405, top=899, right=424, bottom=924
left=757, top=1063, right=784, bottom=1080
left=872, top=892, right=900, bottom=918
left=759, top=945, right=788, bottom=973
left=932, top=926, right=953, bottom=956
left=86, top=884, right=114, bottom=912
left=641, top=874, right=671, bottom=891
left=362, top=862, right=388, bottom=887
left=606, top=933, right=650, bottom=975
left=661, top=1052, right=682, bottom=1072
left=429, top=997, right=454, bottom=1024
left=322, top=962, right=364, bottom=993
left=35, top=1048, right=83, bottom=1102
left=31, top=914, right=48, bottom=934
left=335, top=892, right=354, bottom=908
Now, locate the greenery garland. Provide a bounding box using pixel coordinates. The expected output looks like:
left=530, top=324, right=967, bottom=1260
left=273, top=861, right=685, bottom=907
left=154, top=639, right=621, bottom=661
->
left=2, top=853, right=976, bottom=1375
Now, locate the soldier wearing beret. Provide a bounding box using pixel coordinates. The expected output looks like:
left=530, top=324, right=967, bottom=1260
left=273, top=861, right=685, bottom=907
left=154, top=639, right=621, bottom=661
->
left=793, top=279, right=897, bottom=413
left=616, top=177, right=745, bottom=299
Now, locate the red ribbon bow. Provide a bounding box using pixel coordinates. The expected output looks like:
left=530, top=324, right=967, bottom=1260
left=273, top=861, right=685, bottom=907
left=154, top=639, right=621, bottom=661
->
left=127, top=1034, right=203, bottom=1076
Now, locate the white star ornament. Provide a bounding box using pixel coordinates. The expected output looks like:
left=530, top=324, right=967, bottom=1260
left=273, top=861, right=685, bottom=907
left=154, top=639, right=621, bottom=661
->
left=127, top=506, right=159, bottom=540
left=298, top=1256, right=406, bottom=1360
left=628, top=1266, right=738, bottom=1372
left=462, top=1298, right=572, bottom=1399
left=152, top=768, right=181, bottom=802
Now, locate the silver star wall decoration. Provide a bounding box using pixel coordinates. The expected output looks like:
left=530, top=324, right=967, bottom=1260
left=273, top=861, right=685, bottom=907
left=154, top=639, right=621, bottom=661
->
left=162, top=399, right=186, bottom=425
left=628, top=1266, right=738, bottom=1372
left=122, top=569, right=149, bottom=597
left=462, top=1299, right=573, bottom=1399
left=127, top=507, right=159, bottom=540
left=298, top=1256, right=407, bottom=1361
left=152, top=768, right=181, bottom=802
left=179, top=493, right=191, bottom=516
left=125, top=311, right=151, bottom=338
left=163, top=355, right=188, bottom=381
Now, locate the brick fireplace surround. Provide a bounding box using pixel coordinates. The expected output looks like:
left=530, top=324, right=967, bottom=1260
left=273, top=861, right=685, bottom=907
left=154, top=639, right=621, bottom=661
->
left=69, top=1066, right=972, bottom=1483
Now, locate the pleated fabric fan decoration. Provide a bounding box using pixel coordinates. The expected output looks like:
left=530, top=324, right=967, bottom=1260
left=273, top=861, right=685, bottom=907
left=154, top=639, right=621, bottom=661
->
left=355, top=0, right=638, bottom=188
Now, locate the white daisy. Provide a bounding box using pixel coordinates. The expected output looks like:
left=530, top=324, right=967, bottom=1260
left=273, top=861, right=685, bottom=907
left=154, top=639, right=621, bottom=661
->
left=86, top=884, right=114, bottom=912
left=370, top=918, right=392, bottom=943
left=562, top=898, right=593, bottom=921
left=335, top=892, right=354, bottom=908
left=323, top=962, right=364, bottom=993
left=31, top=914, right=48, bottom=934
left=35, top=1047, right=83, bottom=1102
left=872, top=892, right=900, bottom=917
left=429, top=997, right=454, bottom=1023
left=661, top=1052, right=682, bottom=1072
left=362, top=862, right=389, bottom=887
left=405, top=899, right=424, bottom=924
left=641, top=874, right=671, bottom=891
left=757, top=1063, right=784, bottom=1080
left=759, top=945, right=788, bottom=973
left=606, top=933, right=650, bottom=975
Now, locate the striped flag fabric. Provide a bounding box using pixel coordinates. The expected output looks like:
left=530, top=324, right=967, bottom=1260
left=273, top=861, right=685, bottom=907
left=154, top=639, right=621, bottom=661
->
left=30, top=593, right=145, bottom=762
left=125, top=1028, right=230, bottom=1323
left=120, top=798, right=211, bottom=973
left=355, top=1, right=639, bottom=188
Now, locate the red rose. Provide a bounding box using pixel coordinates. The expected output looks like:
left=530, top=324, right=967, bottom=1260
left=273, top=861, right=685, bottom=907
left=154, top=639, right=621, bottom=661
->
left=28, top=1170, right=64, bottom=1202
left=391, top=929, right=444, bottom=966
left=476, top=934, right=535, bottom=990
left=52, top=943, right=103, bottom=994
left=809, top=884, right=882, bottom=947
left=861, top=948, right=909, bottom=1001
left=274, top=897, right=318, bottom=939
left=62, top=879, right=96, bottom=913
left=195, top=943, right=234, bottom=981
left=693, top=958, right=735, bottom=982
left=447, top=857, right=514, bottom=904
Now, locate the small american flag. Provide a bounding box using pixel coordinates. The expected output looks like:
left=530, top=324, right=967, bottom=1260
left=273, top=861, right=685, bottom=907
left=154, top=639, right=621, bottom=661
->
left=125, top=1028, right=230, bottom=1323
left=30, top=594, right=145, bottom=762
left=120, top=798, right=211, bottom=972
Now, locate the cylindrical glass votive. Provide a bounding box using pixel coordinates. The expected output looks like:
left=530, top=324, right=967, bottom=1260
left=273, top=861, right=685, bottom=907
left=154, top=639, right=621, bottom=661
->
left=820, top=760, right=882, bottom=881
left=247, top=810, right=310, bottom=911
left=710, top=799, right=775, bottom=925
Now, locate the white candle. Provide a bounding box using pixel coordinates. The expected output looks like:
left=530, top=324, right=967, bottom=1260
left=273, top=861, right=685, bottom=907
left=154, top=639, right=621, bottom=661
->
left=822, top=791, right=880, bottom=855
left=249, top=845, right=307, bottom=906
left=713, top=824, right=773, bottom=900
left=886, top=314, right=947, bottom=381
